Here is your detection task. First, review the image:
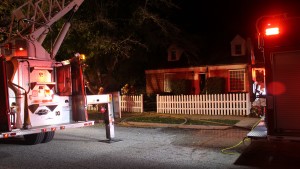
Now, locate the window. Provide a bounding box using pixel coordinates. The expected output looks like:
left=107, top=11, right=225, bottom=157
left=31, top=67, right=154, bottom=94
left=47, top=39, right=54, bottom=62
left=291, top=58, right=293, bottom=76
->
left=231, top=35, right=246, bottom=56
left=164, top=73, right=178, bottom=92
left=171, top=50, right=177, bottom=60
left=164, top=73, right=175, bottom=92
left=235, top=44, right=242, bottom=55
left=229, top=69, right=245, bottom=92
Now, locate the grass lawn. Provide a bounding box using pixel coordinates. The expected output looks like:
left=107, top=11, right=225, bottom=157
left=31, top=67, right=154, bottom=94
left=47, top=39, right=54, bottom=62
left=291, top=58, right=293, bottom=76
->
left=127, top=116, right=186, bottom=124
left=88, top=111, right=240, bottom=126
left=88, top=110, right=104, bottom=120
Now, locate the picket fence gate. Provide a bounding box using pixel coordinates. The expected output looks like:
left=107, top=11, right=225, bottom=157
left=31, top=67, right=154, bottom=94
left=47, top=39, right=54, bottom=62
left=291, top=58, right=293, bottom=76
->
left=156, top=93, right=250, bottom=116
left=120, top=94, right=144, bottom=113
left=86, top=94, right=144, bottom=113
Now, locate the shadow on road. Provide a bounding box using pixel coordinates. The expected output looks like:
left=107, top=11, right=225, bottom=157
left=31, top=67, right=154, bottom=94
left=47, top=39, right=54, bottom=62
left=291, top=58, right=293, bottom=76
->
left=234, top=139, right=300, bottom=168
left=0, top=137, right=25, bottom=145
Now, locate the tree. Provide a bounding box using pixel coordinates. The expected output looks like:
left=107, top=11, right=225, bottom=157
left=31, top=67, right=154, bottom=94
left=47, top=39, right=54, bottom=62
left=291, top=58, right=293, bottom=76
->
left=0, top=0, right=24, bottom=42
left=0, top=0, right=184, bottom=94
left=58, top=0, right=182, bottom=94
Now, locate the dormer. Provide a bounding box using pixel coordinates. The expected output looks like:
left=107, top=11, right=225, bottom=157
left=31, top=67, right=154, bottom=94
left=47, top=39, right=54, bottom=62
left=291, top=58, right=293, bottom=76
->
left=231, top=34, right=246, bottom=56
left=167, top=44, right=184, bottom=61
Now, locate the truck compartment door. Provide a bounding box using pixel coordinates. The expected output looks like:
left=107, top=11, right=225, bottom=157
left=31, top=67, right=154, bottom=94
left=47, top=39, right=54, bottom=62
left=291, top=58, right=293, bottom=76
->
left=272, top=51, right=300, bottom=131
left=0, top=56, right=12, bottom=132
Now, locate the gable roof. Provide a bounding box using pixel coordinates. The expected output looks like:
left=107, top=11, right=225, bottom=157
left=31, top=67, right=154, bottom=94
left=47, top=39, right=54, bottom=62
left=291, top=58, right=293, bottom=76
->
left=231, top=34, right=246, bottom=44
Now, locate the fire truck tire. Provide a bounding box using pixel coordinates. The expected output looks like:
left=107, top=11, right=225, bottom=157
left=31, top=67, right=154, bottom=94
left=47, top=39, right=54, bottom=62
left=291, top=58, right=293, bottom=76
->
left=24, top=132, right=45, bottom=145
left=42, top=131, right=55, bottom=143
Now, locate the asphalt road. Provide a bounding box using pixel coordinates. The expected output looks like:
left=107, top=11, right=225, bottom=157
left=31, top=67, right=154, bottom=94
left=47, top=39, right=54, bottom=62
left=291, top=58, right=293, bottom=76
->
left=0, top=125, right=299, bottom=169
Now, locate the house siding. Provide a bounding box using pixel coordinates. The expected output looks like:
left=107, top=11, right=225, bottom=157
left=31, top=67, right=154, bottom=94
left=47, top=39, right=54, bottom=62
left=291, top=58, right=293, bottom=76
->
left=145, top=64, right=249, bottom=95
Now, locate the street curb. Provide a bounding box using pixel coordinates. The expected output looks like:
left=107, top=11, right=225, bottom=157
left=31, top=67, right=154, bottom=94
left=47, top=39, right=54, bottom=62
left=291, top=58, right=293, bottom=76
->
left=177, top=125, right=231, bottom=130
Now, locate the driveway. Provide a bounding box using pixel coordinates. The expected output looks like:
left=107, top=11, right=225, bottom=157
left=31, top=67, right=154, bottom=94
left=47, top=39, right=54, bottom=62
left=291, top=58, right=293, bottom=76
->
left=0, top=125, right=252, bottom=169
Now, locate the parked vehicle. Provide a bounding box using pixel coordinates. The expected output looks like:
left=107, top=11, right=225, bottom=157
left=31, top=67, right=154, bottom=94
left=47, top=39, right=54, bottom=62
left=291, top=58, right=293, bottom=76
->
left=249, top=14, right=300, bottom=140
left=0, top=0, right=113, bottom=144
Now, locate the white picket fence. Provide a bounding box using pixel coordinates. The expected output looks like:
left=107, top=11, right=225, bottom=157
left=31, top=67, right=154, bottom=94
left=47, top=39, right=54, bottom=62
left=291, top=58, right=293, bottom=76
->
left=156, top=93, right=250, bottom=116
left=120, top=94, right=144, bottom=113
left=87, top=93, right=251, bottom=116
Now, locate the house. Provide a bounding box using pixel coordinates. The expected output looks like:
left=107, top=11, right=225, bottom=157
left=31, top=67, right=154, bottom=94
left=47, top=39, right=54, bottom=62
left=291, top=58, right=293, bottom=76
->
left=145, top=34, right=261, bottom=95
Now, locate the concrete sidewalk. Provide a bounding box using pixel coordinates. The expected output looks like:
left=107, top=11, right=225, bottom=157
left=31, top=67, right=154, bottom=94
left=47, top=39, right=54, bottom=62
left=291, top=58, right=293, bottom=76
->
left=117, top=112, right=261, bottom=130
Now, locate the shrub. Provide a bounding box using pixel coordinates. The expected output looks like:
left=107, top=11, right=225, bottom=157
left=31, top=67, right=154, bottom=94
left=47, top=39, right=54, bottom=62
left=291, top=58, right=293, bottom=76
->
left=170, top=79, right=192, bottom=94
left=201, top=77, right=225, bottom=94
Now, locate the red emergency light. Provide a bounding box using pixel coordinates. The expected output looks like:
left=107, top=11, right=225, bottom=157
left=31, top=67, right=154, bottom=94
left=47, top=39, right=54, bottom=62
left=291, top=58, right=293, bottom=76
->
left=266, top=27, right=280, bottom=35
left=100, top=106, right=106, bottom=113
left=265, top=22, right=280, bottom=36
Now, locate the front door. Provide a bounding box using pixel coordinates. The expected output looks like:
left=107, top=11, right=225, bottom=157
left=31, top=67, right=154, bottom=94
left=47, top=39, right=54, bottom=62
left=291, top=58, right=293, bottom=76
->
left=199, top=73, right=206, bottom=93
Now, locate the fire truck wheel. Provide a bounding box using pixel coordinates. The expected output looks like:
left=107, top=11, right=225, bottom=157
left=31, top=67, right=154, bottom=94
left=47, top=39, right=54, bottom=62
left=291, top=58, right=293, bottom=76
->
left=42, top=131, right=55, bottom=143
left=24, top=132, right=45, bottom=145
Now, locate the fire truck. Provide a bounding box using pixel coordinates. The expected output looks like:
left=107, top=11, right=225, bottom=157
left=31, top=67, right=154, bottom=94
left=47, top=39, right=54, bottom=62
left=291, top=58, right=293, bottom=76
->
left=248, top=14, right=300, bottom=140
left=0, top=0, right=114, bottom=144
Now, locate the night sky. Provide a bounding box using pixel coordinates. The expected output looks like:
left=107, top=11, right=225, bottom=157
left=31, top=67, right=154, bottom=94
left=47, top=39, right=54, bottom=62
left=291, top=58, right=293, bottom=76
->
left=174, top=0, right=300, bottom=42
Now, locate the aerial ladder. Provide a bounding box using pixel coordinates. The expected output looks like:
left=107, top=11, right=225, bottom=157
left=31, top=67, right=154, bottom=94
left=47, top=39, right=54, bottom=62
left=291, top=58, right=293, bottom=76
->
left=6, top=0, right=84, bottom=59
